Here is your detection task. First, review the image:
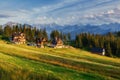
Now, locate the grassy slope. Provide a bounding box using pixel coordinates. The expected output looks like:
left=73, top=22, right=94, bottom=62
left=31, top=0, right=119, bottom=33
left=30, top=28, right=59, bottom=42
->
left=0, top=41, right=120, bottom=80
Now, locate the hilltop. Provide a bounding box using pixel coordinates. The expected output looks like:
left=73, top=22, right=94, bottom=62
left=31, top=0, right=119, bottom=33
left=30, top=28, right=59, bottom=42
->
left=0, top=40, right=120, bottom=80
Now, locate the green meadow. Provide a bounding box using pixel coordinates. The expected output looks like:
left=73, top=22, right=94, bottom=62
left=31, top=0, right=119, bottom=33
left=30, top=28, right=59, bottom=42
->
left=0, top=40, right=120, bottom=80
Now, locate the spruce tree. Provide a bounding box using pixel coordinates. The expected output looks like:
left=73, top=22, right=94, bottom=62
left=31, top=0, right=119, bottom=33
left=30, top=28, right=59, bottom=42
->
left=42, top=28, right=48, bottom=40
left=4, top=25, right=12, bottom=37
left=50, top=30, right=60, bottom=40
left=0, top=25, right=3, bottom=35
left=106, top=43, right=113, bottom=57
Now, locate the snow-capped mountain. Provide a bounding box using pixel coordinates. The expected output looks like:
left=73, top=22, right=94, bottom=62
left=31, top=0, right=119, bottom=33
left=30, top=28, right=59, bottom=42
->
left=2, top=22, right=33, bottom=28
left=3, top=22, right=120, bottom=39
left=3, top=22, right=19, bottom=27
left=33, top=23, right=120, bottom=38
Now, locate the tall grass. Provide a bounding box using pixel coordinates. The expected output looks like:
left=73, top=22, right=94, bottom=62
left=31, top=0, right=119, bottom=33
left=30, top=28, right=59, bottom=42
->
left=0, top=66, right=60, bottom=80
left=0, top=40, right=120, bottom=80
left=0, top=52, right=107, bottom=80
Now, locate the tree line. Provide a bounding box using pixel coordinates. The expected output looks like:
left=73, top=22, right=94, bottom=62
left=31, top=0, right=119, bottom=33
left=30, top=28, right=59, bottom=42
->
left=0, top=25, right=71, bottom=44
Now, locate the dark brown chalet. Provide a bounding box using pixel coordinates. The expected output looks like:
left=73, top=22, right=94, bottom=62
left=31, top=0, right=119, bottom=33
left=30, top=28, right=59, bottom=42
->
left=51, top=37, right=64, bottom=48
left=36, top=38, right=47, bottom=48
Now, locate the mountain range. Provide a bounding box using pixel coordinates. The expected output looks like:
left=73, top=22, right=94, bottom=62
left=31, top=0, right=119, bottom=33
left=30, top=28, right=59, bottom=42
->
left=2, top=22, right=120, bottom=39
left=33, top=23, right=120, bottom=39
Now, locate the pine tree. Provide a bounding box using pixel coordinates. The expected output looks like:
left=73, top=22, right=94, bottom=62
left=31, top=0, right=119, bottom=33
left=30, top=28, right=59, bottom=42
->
left=38, top=29, right=43, bottom=38
left=50, top=30, right=60, bottom=40
left=4, top=25, right=12, bottom=37
left=106, top=43, right=113, bottom=57
left=29, top=28, right=35, bottom=42
left=75, top=35, right=83, bottom=48
left=63, top=34, right=67, bottom=44
left=67, top=33, right=71, bottom=41
left=116, top=40, right=120, bottom=57
left=0, top=25, right=3, bottom=35
left=42, top=28, right=48, bottom=40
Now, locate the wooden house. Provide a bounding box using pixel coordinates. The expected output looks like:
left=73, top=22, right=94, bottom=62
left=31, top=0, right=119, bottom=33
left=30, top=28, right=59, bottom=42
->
left=11, top=32, right=26, bottom=44
left=91, top=47, right=105, bottom=55
left=51, top=37, right=64, bottom=48
left=36, top=38, right=47, bottom=48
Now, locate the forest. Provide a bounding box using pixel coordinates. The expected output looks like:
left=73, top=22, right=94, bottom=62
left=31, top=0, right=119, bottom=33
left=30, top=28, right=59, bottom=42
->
left=75, top=32, right=120, bottom=57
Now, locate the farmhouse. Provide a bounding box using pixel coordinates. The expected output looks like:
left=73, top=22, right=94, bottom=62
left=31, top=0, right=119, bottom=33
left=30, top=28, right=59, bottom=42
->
left=91, top=47, right=105, bottom=55
left=36, top=38, right=47, bottom=48
left=11, top=32, right=26, bottom=44
left=51, top=37, right=64, bottom=48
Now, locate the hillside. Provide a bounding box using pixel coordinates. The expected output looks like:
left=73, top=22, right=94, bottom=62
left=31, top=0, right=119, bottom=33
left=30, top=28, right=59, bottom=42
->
left=0, top=40, right=120, bottom=80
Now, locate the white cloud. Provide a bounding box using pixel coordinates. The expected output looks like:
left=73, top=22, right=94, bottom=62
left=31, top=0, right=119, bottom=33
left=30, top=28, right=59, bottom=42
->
left=107, top=10, right=114, bottom=14
left=80, top=8, right=120, bottom=24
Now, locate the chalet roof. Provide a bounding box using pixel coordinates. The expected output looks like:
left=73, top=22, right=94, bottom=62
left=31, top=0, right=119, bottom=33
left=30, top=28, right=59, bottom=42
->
left=12, top=32, right=25, bottom=37
left=36, top=37, right=46, bottom=43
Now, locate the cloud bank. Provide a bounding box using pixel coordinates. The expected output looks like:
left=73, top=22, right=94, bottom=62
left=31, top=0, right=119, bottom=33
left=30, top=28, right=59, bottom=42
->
left=0, top=0, right=120, bottom=25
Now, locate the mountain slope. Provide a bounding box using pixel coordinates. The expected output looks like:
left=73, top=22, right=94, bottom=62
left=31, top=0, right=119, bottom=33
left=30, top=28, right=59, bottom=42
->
left=0, top=40, right=120, bottom=80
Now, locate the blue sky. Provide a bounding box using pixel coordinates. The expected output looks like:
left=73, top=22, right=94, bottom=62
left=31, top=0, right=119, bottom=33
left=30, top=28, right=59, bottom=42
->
left=0, top=0, right=120, bottom=25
